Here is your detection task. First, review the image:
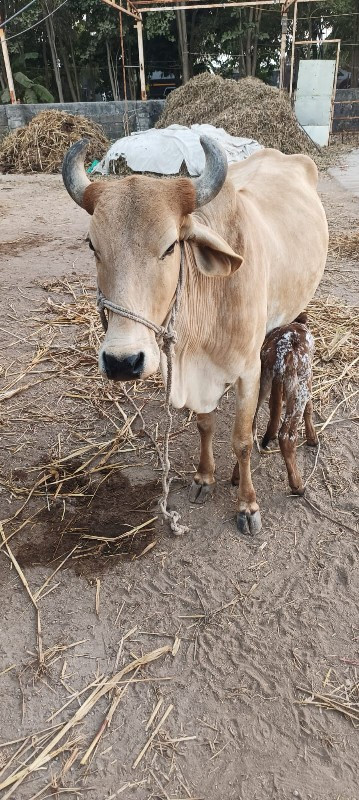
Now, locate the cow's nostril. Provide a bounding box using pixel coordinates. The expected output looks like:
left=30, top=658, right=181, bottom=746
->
left=131, top=351, right=145, bottom=375
left=102, top=351, right=145, bottom=381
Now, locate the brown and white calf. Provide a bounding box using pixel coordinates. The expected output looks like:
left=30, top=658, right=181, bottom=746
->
left=232, top=314, right=318, bottom=496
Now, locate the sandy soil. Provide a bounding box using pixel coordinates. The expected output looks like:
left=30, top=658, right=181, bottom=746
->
left=0, top=161, right=358, bottom=800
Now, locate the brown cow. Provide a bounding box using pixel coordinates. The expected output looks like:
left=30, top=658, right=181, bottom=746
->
left=232, top=314, right=318, bottom=496
left=62, top=137, right=328, bottom=535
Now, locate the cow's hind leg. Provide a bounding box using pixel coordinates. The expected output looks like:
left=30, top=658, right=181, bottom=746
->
left=232, top=366, right=262, bottom=536
left=232, top=369, right=271, bottom=486
left=189, top=411, right=216, bottom=504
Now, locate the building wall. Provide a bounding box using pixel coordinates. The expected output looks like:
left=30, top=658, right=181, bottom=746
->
left=0, top=100, right=165, bottom=140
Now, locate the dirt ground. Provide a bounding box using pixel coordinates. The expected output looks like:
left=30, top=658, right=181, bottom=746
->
left=0, top=156, right=358, bottom=800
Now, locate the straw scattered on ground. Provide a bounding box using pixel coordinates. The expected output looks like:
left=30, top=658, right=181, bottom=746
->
left=329, top=229, right=359, bottom=261
left=156, top=73, right=317, bottom=158
left=297, top=665, right=359, bottom=727
left=1, top=279, right=357, bottom=523
left=0, top=642, right=179, bottom=794
left=0, top=110, right=109, bottom=174
left=308, top=295, right=359, bottom=414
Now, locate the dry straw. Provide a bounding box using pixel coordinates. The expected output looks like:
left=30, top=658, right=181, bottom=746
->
left=329, top=230, right=359, bottom=261
left=0, top=110, right=109, bottom=174
left=0, top=643, right=176, bottom=793
left=156, top=73, right=317, bottom=158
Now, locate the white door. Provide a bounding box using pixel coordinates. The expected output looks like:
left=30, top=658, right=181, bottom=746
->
left=294, top=59, right=336, bottom=147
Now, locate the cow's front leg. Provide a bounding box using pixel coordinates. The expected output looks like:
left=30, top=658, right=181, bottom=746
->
left=232, top=367, right=262, bottom=536
left=189, top=411, right=216, bottom=504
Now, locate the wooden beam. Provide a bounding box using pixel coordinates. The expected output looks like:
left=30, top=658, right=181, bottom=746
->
left=295, top=38, right=341, bottom=44
left=330, top=39, right=341, bottom=135
left=0, top=26, right=16, bottom=103
left=136, top=0, right=279, bottom=3
left=289, top=0, right=297, bottom=98
left=279, top=9, right=287, bottom=90
left=135, top=0, right=333, bottom=7
left=136, top=14, right=147, bottom=99
left=137, top=0, right=280, bottom=11
left=101, top=0, right=140, bottom=20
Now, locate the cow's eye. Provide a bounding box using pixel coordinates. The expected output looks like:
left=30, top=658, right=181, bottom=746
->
left=162, top=241, right=177, bottom=259
left=87, top=238, right=95, bottom=252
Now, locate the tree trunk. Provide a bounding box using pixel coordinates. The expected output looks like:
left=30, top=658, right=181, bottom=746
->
left=44, top=11, right=64, bottom=102
left=306, top=11, right=313, bottom=59
left=351, top=0, right=359, bottom=87
left=127, top=40, right=137, bottom=100
left=60, top=42, right=77, bottom=102
left=251, top=8, right=262, bottom=77
left=42, top=35, right=51, bottom=90
left=176, top=5, right=190, bottom=84
left=188, top=10, right=197, bottom=77
left=70, top=37, right=81, bottom=101
left=106, top=41, right=119, bottom=101
left=245, top=7, right=254, bottom=76
left=238, top=9, right=246, bottom=77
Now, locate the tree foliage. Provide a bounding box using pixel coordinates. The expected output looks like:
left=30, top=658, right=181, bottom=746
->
left=0, top=0, right=357, bottom=103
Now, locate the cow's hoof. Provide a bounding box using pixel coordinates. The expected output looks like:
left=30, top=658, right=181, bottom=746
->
left=261, top=433, right=276, bottom=450
left=290, top=485, right=305, bottom=496
left=306, top=438, right=319, bottom=448
left=189, top=480, right=215, bottom=505
left=236, top=509, right=262, bottom=536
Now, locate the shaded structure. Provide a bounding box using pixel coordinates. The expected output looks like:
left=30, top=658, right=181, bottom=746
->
left=100, top=0, right=327, bottom=101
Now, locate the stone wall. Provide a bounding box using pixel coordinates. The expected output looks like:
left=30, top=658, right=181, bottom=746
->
left=0, top=100, right=165, bottom=140
left=1, top=90, right=358, bottom=143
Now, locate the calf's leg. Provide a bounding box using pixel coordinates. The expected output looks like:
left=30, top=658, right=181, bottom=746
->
left=262, top=378, right=283, bottom=449
left=232, top=367, right=262, bottom=535
left=278, top=401, right=304, bottom=495
left=189, top=411, right=216, bottom=504
left=303, top=398, right=318, bottom=447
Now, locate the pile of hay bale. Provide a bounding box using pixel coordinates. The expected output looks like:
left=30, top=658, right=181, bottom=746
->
left=156, top=73, right=317, bottom=157
left=0, top=110, right=109, bottom=174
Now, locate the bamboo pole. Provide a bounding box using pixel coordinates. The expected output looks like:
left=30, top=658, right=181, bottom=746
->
left=136, top=14, right=147, bottom=100
left=289, top=0, right=297, bottom=99
left=279, top=10, right=288, bottom=90
left=0, top=26, right=16, bottom=104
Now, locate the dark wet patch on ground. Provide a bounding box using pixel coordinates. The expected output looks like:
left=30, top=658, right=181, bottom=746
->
left=13, top=470, right=161, bottom=578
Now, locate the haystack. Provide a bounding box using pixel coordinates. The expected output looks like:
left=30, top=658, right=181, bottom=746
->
left=0, top=110, right=109, bottom=174
left=156, top=73, right=317, bottom=157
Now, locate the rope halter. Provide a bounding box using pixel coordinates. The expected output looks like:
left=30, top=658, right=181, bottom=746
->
left=96, top=244, right=189, bottom=537
left=96, top=244, right=185, bottom=345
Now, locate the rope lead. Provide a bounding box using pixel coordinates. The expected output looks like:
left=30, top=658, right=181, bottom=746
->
left=97, top=246, right=189, bottom=536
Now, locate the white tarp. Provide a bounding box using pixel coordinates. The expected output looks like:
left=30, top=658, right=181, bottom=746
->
left=93, top=123, right=262, bottom=176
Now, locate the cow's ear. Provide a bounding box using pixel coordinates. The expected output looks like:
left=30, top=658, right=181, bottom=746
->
left=83, top=182, right=106, bottom=215
left=180, top=217, right=243, bottom=277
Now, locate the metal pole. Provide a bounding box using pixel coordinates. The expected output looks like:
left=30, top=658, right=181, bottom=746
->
left=279, top=9, right=288, bottom=90
left=289, top=0, right=297, bottom=99
left=136, top=13, right=147, bottom=100
left=0, top=26, right=16, bottom=103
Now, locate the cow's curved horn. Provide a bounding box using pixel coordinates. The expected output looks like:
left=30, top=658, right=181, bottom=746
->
left=192, top=135, right=228, bottom=208
left=62, top=138, right=91, bottom=207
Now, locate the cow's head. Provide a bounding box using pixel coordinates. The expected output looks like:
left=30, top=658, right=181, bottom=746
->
left=62, top=136, right=242, bottom=381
